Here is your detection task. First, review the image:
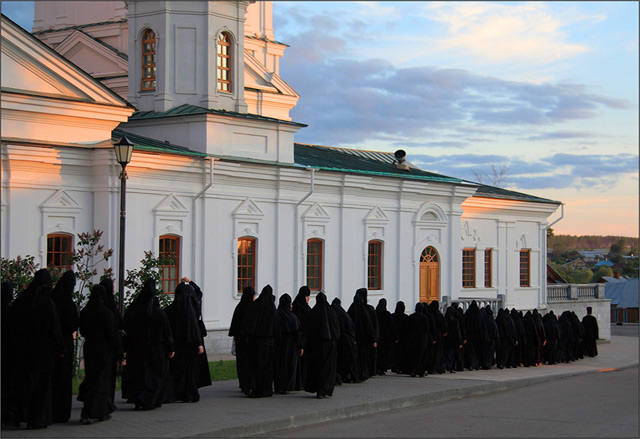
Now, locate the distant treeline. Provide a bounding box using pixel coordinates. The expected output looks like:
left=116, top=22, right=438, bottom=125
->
left=548, top=234, right=639, bottom=252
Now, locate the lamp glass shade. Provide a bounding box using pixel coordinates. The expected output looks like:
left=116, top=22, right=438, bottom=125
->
left=114, top=136, right=134, bottom=165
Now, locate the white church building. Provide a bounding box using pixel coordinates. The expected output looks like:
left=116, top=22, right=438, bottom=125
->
left=1, top=1, right=561, bottom=353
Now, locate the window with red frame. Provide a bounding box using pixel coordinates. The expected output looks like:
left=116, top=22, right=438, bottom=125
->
left=306, top=239, right=323, bottom=291
left=217, top=32, right=232, bottom=92
left=141, top=29, right=157, bottom=91
left=237, top=237, right=256, bottom=293
left=368, top=240, right=383, bottom=290
left=462, top=248, right=476, bottom=288
left=47, top=234, right=73, bottom=272
left=520, top=249, right=530, bottom=287
left=159, top=235, right=180, bottom=293
left=484, top=248, right=492, bottom=288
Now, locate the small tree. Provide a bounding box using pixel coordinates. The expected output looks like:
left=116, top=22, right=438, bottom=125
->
left=123, top=251, right=173, bottom=310
left=70, top=230, right=114, bottom=310
left=0, top=255, right=40, bottom=297
left=472, top=160, right=510, bottom=188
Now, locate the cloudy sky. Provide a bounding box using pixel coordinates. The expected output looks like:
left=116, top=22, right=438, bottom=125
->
left=3, top=1, right=638, bottom=237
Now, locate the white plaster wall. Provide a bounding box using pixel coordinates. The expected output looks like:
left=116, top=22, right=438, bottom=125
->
left=547, top=299, right=611, bottom=340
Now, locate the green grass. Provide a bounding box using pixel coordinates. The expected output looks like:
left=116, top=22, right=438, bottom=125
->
left=72, top=360, right=237, bottom=395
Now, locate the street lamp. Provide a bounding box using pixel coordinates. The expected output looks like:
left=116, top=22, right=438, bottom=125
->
left=114, top=135, right=134, bottom=317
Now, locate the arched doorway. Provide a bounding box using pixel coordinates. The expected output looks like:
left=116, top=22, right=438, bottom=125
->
left=419, top=246, right=439, bottom=303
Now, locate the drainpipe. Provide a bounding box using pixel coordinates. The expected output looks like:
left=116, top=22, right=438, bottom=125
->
left=192, top=157, right=215, bottom=280
left=293, top=166, right=315, bottom=290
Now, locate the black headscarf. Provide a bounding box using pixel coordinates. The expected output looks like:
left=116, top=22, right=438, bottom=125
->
left=242, top=285, right=276, bottom=339
left=292, top=286, right=311, bottom=323
left=165, top=282, right=202, bottom=344
left=51, top=270, right=75, bottom=304
left=303, top=292, right=340, bottom=340
left=99, top=277, right=123, bottom=330
left=276, top=293, right=300, bottom=334
left=356, top=287, right=368, bottom=305
left=331, top=297, right=355, bottom=337
left=123, top=278, right=162, bottom=343
left=228, top=286, right=255, bottom=337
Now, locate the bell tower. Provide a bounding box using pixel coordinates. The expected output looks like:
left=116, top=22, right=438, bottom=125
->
left=126, top=0, right=249, bottom=113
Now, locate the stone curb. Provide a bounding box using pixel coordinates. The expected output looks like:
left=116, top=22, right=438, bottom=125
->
left=191, top=362, right=639, bottom=438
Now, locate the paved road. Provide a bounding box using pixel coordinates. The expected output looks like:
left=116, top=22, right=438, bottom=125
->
left=258, top=367, right=639, bottom=437
left=611, top=324, right=639, bottom=338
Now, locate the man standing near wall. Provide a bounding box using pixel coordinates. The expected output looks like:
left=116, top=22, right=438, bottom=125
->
left=581, top=307, right=599, bottom=357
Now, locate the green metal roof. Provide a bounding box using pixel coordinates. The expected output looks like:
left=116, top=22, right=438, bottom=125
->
left=112, top=128, right=207, bottom=158
left=465, top=181, right=562, bottom=205
left=294, top=143, right=463, bottom=183
left=129, top=104, right=307, bottom=128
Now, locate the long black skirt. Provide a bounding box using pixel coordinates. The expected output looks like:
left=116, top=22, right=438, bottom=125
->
left=303, top=339, right=337, bottom=397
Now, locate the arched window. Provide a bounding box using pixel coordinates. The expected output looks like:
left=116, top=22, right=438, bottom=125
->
left=368, top=240, right=383, bottom=290
left=141, top=29, right=157, bottom=91
left=47, top=233, right=73, bottom=272
left=159, top=235, right=180, bottom=293
left=238, top=237, right=256, bottom=293
left=306, top=239, right=323, bottom=291
left=217, top=32, right=232, bottom=92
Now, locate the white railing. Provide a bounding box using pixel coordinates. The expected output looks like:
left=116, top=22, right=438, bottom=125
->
left=547, top=283, right=604, bottom=301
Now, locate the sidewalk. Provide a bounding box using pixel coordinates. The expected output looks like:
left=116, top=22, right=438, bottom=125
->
left=3, top=336, right=637, bottom=438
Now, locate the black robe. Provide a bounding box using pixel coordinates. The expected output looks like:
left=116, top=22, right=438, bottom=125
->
left=78, top=285, right=122, bottom=422
left=495, top=308, right=515, bottom=369
left=242, top=285, right=276, bottom=398
left=332, top=298, right=359, bottom=384
left=375, top=298, right=397, bottom=375
left=123, top=279, right=174, bottom=410
left=356, top=288, right=379, bottom=378
left=228, top=286, right=255, bottom=395
left=464, top=301, right=487, bottom=370
left=571, top=311, right=586, bottom=359
left=407, top=303, right=430, bottom=377
left=510, top=309, right=526, bottom=367
left=521, top=311, right=537, bottom=367
left=3, top=269, right=64, bottom=429
left=391, top=301, right=410, bottom=374
left=292, top=286, right=312, bottom=390
left=532, top=310, right=546, bottom=365
left=482, top=306, right=498, bottom=370
left=51, top=271, right=79, bottom=423
left=99, top=278, right=124, bottom=406
left=442, top=307, right=462, bottom=372
left=300, top=292, right=340, bottom=398
left=542, top=311, right=560, bottom=365
left=557, top=311, right=574, bottom=363
left=582, top=313, right=599, bottom=357
left=164, top=282, right=205, bottom=403
left=189, top=281, right=212, bottom=389
left=273, top=294, right=300, bottom=393
left=427, top=301, right=447, bottom=374
left=347, top=293, right=374, bottom=382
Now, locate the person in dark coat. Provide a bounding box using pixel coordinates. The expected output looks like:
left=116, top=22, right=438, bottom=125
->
left=228, top=286, right=255, bottom=395
left=186, top=279, right=212, bottom=390
left=123, top=279, right=174, bottom=410
left=391, top=301, right=410, bottom=374
left=78, top=285, right=122, bottom=424
left=375, top=298, right=397, bottom=375
left=50, top=270, right=79, bottom=423
left=407, top=303, right=430, bottom=377
left=427, top=301, right=448, bottom=374
left=273, top=293, right=301, bottom=394
left=442, top=307, right=462, bottom=373
left=542, top=311, right=560, bottom=365
left=347, top=292, right=375, bottom=382
left=581, top=307, right=599, bottom=357
left=356, top=288, right=379, bottom=378
left=242, top=284, right=277, bottom=398
left=521, top=311, right=537, bottom=367
left=164, top=281, right=205, bottom=403
left=292, top=286, right=312, bottom=389
left=557, top=311, right=574, bottom=363
left=300, top=292, right=340, bottom=399
left=464, top=300, right=486, bottom=370
left=481, top=305, right=499, bottom=370
left=452, top=303, right=467, bottom=372
left=331, top=298, right=359, bottom=384
left=570, top=311, right=586, bottom=359
left=3, top=269, right=64, bottom=429
left=510, top=309, right=525, bottom=368
left=532, top=309, right=546, bottom=366
left=98, top=278, right=124, bottom=407
left=495, top=308, right=515, bottom=369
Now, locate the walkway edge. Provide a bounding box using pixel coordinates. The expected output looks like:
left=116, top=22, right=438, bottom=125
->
left=190, top=363, right=639, bottom=438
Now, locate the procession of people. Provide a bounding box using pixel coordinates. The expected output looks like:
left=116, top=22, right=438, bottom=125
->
left=1, top=271, right=600, bottom=429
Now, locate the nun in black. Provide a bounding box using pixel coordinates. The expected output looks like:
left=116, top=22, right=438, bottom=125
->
left=228, top=286, right=255, bottom=395
left=542, top=311, right=560, bottom=365
left=510, top=309, right=526, bottom=367
left=291, top=286, right=312, bottom=389
left=273, top=293, right=301, bottom=394
left=164, top=281, right=205, bottom=403
left=375, top=298, right=397, bottom=375
left=242, top=284, right=277, bottom=398
left=355, top=288, right=379, bottom=378
left=3, top=269, right=64, bottom=429
left=347, top=293, right=374, bottom=382
left=521, top=311, right=537, bottom=367
left=185, top=279, right=212, bottom=390
left=331, top=297, right=359, bottom=384
left=442, top=307, right=462, bottom=373
left=407, top=303, right=430, bottom=377
left=391, top=301, right=410, bottom=374
left=99, top=278, right=124, bottom=407
left=78, top=285, right=122, bottom=424
left=123, top=279, right=174, bottom=410
left=300, top=292, right=341, bottom=399
left=463, top=300, right=486, bottom=370
left=581, top=307, right=599, bottom=357
left=50, top=270, right=79, bottom=423
left=481, top=305, right=499, bottom=370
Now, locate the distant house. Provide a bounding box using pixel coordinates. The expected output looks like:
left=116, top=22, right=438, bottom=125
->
left=594, top=260, right=615, bottom=268
left=563, top=258, right=589, bottom=270
left=604, top=277, right=639, bottom=323
left=547, top=263, right=568, bottom=284
left=579, top=249, right=609, bottom=263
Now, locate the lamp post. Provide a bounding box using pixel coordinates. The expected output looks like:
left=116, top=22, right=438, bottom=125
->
left=114, top=135, right=134, bottom=317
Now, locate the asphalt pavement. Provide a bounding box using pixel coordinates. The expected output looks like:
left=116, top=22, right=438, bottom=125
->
left=2, top=333, right=637, bottom=438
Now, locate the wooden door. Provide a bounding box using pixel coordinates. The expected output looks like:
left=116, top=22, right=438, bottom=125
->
left=419, top=247, right=439, bottom=304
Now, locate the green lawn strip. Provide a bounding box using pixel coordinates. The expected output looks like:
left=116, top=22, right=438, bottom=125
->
left=72, top=360, right=237, bottom=395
